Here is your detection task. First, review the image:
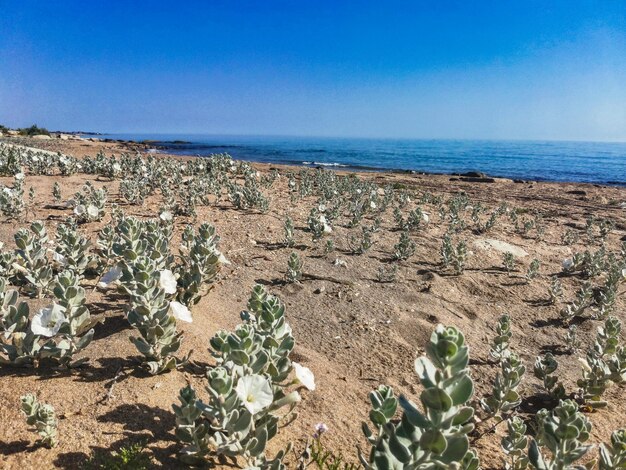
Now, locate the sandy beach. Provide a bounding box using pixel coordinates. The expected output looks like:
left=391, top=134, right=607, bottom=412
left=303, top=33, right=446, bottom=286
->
left=0, top=135, right=625, bottom=469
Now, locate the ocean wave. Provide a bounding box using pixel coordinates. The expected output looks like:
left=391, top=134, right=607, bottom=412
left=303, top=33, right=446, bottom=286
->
left=302, top=161, right=349, bottom=167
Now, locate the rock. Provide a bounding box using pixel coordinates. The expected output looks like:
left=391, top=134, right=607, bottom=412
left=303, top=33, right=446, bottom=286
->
left=58, top=134, right=70, bottom=140
left=459, top=177, right=496, bottom=183
left=567, top=190, right=587, bottom=196
left=474, top=238, right=529, bottom=257
left=314, top=286, right=325, bottom=294
left=460, top=171, right=486, bottom=178
left=32, top=134, right=51, bottom=140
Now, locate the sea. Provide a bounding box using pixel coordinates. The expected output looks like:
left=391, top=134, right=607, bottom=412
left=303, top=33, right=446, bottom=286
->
left=94, top=134, right=626, bottom=186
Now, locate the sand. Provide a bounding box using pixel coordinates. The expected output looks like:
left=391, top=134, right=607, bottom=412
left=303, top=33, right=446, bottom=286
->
left=0, top=136, right=625, bottom=469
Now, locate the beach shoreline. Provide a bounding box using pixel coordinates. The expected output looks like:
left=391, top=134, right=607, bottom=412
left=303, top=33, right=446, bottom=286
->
left=3, top=133, right=626, bottom=188
left=0, top=136, right=625, bottom=468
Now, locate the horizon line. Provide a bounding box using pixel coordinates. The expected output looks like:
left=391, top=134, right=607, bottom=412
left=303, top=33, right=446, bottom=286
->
left=88, top=131, right=626, bottom=145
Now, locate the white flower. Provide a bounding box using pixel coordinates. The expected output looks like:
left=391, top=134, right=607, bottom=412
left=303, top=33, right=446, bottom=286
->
left=14, top=172, right=25, bottom=180
left=98, top=265, right=123, bottom=287
left=621, top=268, right=626, bottom=280
left=370, top=201, right=377, bottom=209
left=2, top=187, right=12, bottom=195
left=52, top=251, right=66, bottom=266
left=170, top=301, right=193, bottom=323
left=216, top=250, right=231, bottom=265
left=578, top=357, right=591, bottom=372
left=320, top=215, right=332, bottom=233
left=422, top=212, right=430, bottom=223
left=235, top=374, right=274, bottom=415
left=159, top=210, right=173, bottom=222
left=112, top=163, right=121, bottom=172
left=562, top=258, right=574, bottom=271
left=74, top=204, right=86, bottom=216
left=318, top=204, right=326, bottom=212
left=31, top=304, right=66, bottom=337
left=87, top=204, right=99, bottom=219
left=159, top=270, right=178, bottom=294
left=293, top=362, right=316, bottom=391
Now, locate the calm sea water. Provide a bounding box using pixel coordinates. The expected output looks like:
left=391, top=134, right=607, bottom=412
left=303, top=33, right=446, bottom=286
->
left=98, top=134, right=626, bottom=185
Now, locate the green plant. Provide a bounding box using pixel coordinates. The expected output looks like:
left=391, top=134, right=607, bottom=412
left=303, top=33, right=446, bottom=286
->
left=173, top=286, right=304, bottom=467
left=175, top=223, right=223, bottom=307
left=308, top=208, right=332, bottom=241
left=286, top=252, right=303, bottom=283
left=0, top=278, right=39, bottom=366
left=576, top=316, right=623, bottom=409
left=503, top=252, right=516, bottom=275
left=55, top=223, right=97, bottom=279
left=298, top=425, right=359, bottom=470
left=441, top=234, right=466, bottom=275
left=21, top=393, right=57, bottom=448
left=37, top=271, right=95, bottom=368
left=375, top=263, right=398, bottom=283
left=533, top=353, right=565, bottom=400
left=525, top=259, right=541, bottom=282
left=599, top=428, right=626, bottom=470
left=564, top=325, right=580, bottom=353
left=393, top=230, right=415, bottom=261
left=548, top=276, right=563, bottom=305
left=122, top=257, right=187, bottom=374
left=0, top=173, right=26, bottom=219
left=347, top=227, right=373, bottom=255
left=86, top=439, right=153, bottom=470
left=560, top=281, right=593, bottom=323
left=52, top=181, right=62, bottom=203
left=13, top=221, right=54, bottom=297
left=480, top=350, right=525, bottom=417
left=490, top=314, right=512, bottom=362
left=72, top=183, right=107, bottom=223
left=528, top=399, right=592, bottom=470
left=18, top=124, right=50, bottom=136
left=284, top=216, right=295, bottom=248
left=501, top=416, right=529, bottom=470
left=359, top=324, right=479, bottom=469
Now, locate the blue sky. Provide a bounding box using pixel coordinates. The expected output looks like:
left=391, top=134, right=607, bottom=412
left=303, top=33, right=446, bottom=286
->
left=1, top=1, right=626, bottom=141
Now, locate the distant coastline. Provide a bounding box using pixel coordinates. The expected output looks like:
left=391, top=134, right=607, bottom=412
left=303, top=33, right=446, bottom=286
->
left=2, top=128, right=625, bottom=186
left=87, top=133, right=626, bottom=186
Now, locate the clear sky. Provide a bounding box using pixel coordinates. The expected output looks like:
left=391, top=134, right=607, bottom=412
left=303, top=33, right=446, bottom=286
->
left=1, top=1, right=626, bottom=141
